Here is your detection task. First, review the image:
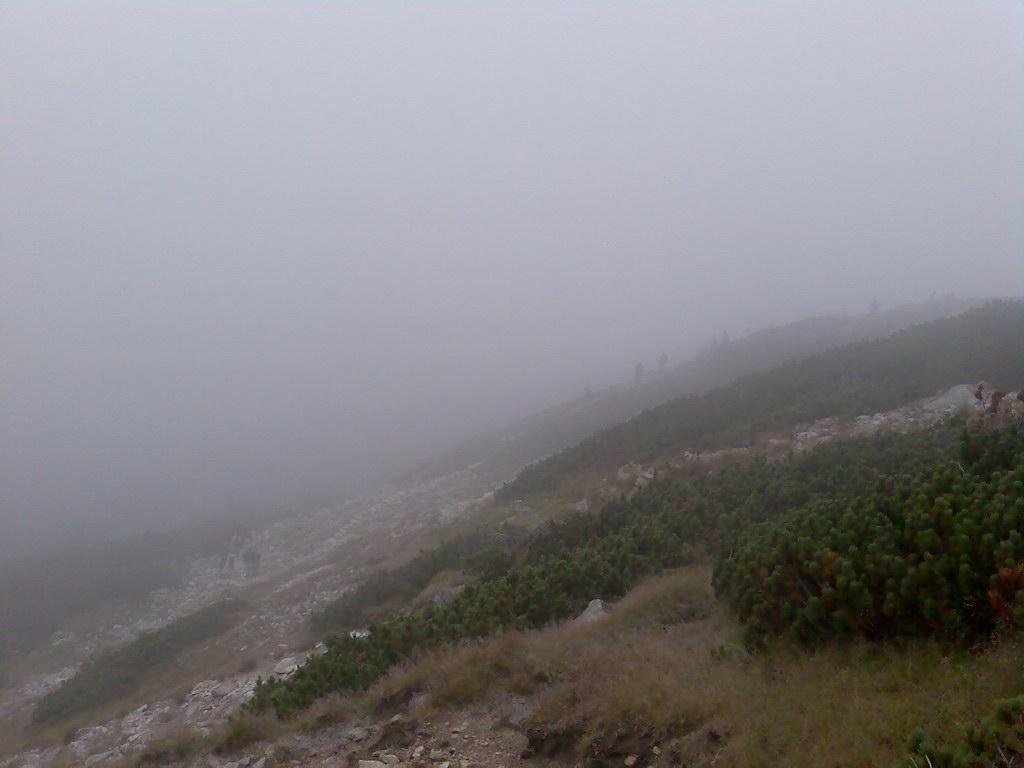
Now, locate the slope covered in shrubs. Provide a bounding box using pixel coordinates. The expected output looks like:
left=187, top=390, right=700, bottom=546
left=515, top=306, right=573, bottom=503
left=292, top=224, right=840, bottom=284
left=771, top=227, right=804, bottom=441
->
left=250, top=420, right=1024, bottom=719
left=715, top=426, right=1024, bottom=646
left=32, top=599, right=246, bottom=727
left=498, top=300, right=1024, bottom=500
left=312, top=525, right=522, bottom=636
left=425, top=296, right=979, bottom=482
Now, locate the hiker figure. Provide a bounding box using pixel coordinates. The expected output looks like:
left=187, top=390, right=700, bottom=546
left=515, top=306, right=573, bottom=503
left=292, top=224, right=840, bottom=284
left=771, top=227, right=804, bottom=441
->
left=634, top=362, right=644, bottom=387
left=658, top=351, right=668, bottom=376
left=975, top=383, right=986, bottom=405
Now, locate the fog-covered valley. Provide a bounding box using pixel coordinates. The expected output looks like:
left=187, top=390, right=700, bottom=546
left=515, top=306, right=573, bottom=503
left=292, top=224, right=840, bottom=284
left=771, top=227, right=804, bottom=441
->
left=2, top=3, right=1023, bottom=767
left=3, top=3, right=1022, bottom=564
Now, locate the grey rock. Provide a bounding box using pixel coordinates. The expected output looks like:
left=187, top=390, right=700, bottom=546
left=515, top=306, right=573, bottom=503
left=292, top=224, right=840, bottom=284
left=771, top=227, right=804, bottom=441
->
left=273, top=657, right=298, bottom=675
left=346, top=725, right=370, bottom=741
left=573, top=598, right=610, bottom=624
left=432, top=585, right=465, bottom=605
left=85, top=749, right=122, bottom=767
left=409, top=691, right=432, bottom=712
left=922, top=384, right=976, bottom=412
left=508, top=702, right=531, bottom=728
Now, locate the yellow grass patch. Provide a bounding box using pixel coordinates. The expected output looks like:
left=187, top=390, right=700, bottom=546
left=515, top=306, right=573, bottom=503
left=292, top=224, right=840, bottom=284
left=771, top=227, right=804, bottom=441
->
left=360, top=564, right=1024, bottom=767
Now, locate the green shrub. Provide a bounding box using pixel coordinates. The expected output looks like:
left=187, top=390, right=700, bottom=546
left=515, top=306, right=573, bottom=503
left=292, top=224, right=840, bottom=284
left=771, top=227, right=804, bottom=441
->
left=249, top=423, right=992, bottom=719
left=312, top=524, right=522, bottom=635
left=896, top=694, right=1024, bottom=768
left=32, top=599, right=246, bottom=727
left=715, top=426, right=1024, bottom=647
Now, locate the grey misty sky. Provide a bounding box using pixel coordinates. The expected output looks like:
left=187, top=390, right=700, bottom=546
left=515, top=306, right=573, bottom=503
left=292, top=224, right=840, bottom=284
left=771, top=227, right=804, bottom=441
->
left=2, top=2, right=1022, bottom=559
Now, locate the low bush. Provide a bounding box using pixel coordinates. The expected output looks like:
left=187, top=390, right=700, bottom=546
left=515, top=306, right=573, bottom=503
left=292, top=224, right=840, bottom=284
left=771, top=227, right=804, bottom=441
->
left=715, top=426, right=1024, bottom=646
left=32, top=599, right=246, bottom=727
left=897, top=694, right=1024, bottom=768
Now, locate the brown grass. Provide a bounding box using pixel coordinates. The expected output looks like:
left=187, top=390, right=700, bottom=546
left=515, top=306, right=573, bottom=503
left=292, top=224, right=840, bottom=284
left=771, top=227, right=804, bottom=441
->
left=718, top=641, right=1024, bottom=768
left=364, top=564, right=725, bottom=715
left=353, top=564, right=1024, bottom=768
left=128, top=724, right=204, bottom=766
left=207, top=711, right=281, bottom=755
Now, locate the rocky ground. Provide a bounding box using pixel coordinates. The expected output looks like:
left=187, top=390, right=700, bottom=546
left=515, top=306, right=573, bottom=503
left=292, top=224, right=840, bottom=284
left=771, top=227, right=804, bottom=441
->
left=0, top=467, right=503, bottom=768
left=221, top=698, right=544, bottom=768
left=1, top=385, right=1006, bottom=767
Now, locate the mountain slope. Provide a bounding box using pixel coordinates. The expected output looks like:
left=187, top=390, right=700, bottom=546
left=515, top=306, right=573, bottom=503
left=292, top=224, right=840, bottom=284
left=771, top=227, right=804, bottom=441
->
left=499, top=299, right=1024, bottom=499
left=419, top=296, right=980, bottom=481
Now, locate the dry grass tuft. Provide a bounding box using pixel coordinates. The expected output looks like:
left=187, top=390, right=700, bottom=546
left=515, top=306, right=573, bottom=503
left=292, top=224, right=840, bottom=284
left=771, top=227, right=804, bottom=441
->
left=605, top=562, right=714, bottom=629
left=365, top=563, right=723, bottom=717
left=358, top=563, right=1024, bottom=768
left=296, top=692, right=358, bottom=732
left=208, top=711, right=280, bottom=755
left=371, top=629, right=570, bottom=710
left=719, top=640, right=1024, bottom=768
left=529, top=609, right=738, bottom=737
left=133, top=729, right=203, bottom=766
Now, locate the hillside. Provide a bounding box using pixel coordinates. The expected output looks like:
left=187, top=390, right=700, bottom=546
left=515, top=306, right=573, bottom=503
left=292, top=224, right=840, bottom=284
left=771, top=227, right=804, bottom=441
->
left=236, top=300, right=1024, bottom=767
left=0, top=298, right=977, bottom=660
left=499, top=299, right=1024, bottom=500
left=3, top=299, right=1023, bottom=768
left=415, top=296, right=980, bottom=482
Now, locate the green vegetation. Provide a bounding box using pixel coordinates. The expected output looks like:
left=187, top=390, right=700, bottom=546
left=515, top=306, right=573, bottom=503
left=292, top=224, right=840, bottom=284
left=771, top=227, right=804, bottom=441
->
left=899, top=695, right=1024, bottom=768
left=252, top=420, right=1008, bottom=719
left=312, top=525, right=522, bottom=635
left=498, top=300, right=1024, bottom=500
left=716, top=426, right=1024, bottom=646
left=426, top=297, right=979, bottom=483
left=0, top=516, right=267, bottom=654
left=246, top=302, right=1024, bottom=764
left=32, top=599, right=246, bottom=727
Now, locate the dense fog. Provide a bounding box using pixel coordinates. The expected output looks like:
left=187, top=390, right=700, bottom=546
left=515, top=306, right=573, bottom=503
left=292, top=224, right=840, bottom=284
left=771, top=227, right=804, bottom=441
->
left=2, top=2, right=1022, bottom=561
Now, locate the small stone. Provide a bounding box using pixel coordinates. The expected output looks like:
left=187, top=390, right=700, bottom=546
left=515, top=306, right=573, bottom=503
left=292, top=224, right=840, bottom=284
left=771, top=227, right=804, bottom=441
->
left=347, top=726, right=370, bottom=741
left=624, top=756, right=638, bottom=767
left=359, top=761, right=386, bottom=768
left=380, top=755, right=400, bottom=765
left=573, top=598, right=610, bottom=624
left=429, top=749, right=445, bottom=760
left=273, top=657, right=298, bottom=675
